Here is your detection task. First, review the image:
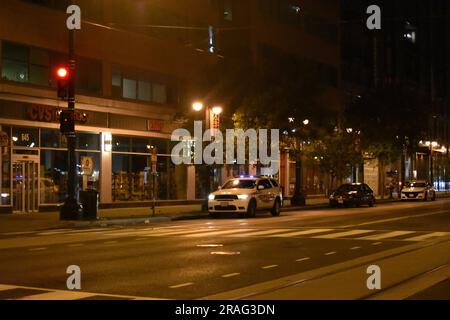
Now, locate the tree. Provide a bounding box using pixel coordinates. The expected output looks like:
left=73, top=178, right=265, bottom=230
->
left=231, top=56, right=337, bottom=205
left=304, top=132, right=363, bottom=190
left=344, top=84, right=429, bottom=196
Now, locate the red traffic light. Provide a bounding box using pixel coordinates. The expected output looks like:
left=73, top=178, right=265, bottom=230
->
left=56, top=67, right=69, bottom=79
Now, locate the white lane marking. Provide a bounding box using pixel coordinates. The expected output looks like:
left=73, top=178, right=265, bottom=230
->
left=262, top=265, right=278, bottom=270
left=0, top=284, right=16, bottom=291
left=196, top=244, right=223, bottom=248
left=183, top=229, right=254, bottom=238
left=232, top=229, right=295, bottom=237
left=18, top=291, right=96, bottom=300
left=28, top=247, right=47, bottom=251
left=1, top=231, right=36, bottom=236
left=314, top=229, right=374, bottom=239
left=350, top=246, right=362, bottom=250
left=67, top=244, right=84, bottom=247
left=222, top=273, right=240, bottom=278
left=296, top=257, right=311, bottom=262
left=357, top=231, right=416, bottom=241
left=103, top=241, right=118, bottom=245
left=403, top=232, right=450, bottom=242
left=340, top=210, right=449, bottom=228
left=169, top=282, right=194, bottom=289
left=38, top=228, right=107, bottom=236
left=210, top=251, right=240, bottom=256
left=325, top=251, right=337, bottom=256
left=372, top=242, right=383, bottom=246
left=267, top=228, right=334, bottom=238
left=144, top=228, right=216, bottom=237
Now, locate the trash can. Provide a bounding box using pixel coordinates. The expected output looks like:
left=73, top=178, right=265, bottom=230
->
left=80, top=190, right=99, bottom=220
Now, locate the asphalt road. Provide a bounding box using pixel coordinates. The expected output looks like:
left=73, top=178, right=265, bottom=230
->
left=0, top=199, right=449, bottom=300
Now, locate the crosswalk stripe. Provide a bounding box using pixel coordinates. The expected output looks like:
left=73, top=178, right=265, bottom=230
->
left=38, top=228, right=107, bottom=236
left=144, top=228, right=216, bottom=237
left=314, top=229, right=374, bottom=239
left=232, top=229, right=295, bottom=237
left=357, top=230, right=416, bottom=241
left=403, top=232, right=450, bottom=242
left=183, top=229, right=254, bottom=238
left=267, top=228, right=334, bottom=238
left=0, top=285, right=16, bottom=291
left=18, top=291, right=96, bottom=300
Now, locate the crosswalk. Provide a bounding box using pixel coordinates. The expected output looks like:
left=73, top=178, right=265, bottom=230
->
left=28, top=226, right=450, bottom=243
left=0, top=284, right=154, bottom=300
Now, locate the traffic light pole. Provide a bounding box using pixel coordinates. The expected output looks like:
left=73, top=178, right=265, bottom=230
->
left=60, top=28, right=82, bottom=220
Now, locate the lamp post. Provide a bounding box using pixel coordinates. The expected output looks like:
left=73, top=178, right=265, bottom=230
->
left=192, top=102, right=223, bottom=210
left=291, top=119, right=310, bottom=206
left=424, top=141, right=439, bottom=187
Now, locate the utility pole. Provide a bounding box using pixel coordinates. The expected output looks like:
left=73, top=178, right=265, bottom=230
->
left=60, top=27, right=82, bottom=220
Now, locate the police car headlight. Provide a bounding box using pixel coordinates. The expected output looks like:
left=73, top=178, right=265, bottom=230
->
left=208, top=194, right=215, bottom=200
left=238, top=194, right=249, bottom=200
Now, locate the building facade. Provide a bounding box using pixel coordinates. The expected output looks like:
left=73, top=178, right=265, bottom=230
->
left=0, top=0, right=221, bottom=213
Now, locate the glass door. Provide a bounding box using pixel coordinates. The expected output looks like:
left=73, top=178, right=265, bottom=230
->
left=12, top=160, right=39, bottom=213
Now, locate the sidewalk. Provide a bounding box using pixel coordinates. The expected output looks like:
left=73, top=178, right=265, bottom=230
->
left=1, top=193, right=448, bottom=234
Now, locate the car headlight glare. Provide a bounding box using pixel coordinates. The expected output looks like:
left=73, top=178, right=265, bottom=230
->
left=238, top=194, right=249, bottom=200
left=208, top=194, right=215, bottom=200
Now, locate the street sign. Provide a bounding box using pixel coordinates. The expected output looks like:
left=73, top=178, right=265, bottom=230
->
left=81, top=156, right=94, bottom=175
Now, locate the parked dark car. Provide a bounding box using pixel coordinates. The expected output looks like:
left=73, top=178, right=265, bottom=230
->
left=329, top=183, right=375, bottom=208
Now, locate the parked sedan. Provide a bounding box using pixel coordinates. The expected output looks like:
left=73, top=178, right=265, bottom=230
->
left=401, top=181, right=436, bottom=201
left=329, top=183, right=375, bottom=208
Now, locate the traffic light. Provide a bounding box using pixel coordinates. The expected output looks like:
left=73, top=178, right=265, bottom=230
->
left=60, top=109, right=75, bottom=135
left=56, top=66, right=70, bottom=99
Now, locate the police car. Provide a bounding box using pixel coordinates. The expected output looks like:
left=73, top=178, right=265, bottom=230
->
left=208, top=176, right=283, bottom=218
left=401, top=180, right=436, bottom=201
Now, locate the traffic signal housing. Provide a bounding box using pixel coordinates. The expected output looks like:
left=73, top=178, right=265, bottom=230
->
left=56, top=66, right=70, bottom=99
left=60, top=109, right=75, bottom=135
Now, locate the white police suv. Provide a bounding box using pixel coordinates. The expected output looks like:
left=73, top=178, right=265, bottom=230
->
left=208, top=176, right=283, bottom=218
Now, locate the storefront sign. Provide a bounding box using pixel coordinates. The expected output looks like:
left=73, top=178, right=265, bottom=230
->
left=0, top=131, right=8, bottom=147
left=81, top=156, right=94, bottom=175
left=27, top=105, right=88, bottom=124
left=147, top=119, right=164, bottom=132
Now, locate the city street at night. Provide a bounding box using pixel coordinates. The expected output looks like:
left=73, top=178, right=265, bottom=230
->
left=0, top=0, right=449, bottom=312
left=0, top=199, right=449, bottom=300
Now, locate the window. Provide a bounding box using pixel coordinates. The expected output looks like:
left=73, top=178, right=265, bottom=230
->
left=258, top=179, right=273, bottom=189
left=123, top=78, right=137, bottom=100
left=112, top=135, right=184, bottom=201
left=12, top=127, right=39, bottom=148
left=138, top=81, right=151, bottom=102
left=224, top=0, right=233, bottom=21
left=2, top=41, right=101, bottom=93
left=152, top=84, right=167, bottom=104
left=2, top=42, right=29, bottom=83
left=76, top=133, right=100, bottom=151
left=111, top=66, right=169, bottom=104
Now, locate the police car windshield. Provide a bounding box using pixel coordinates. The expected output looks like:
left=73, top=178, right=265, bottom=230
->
left=222, top=179, right=256, bottom=189
left=406, top=182, right=426, bottom=188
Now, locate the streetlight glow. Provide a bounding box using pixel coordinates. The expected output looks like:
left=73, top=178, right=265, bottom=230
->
left=303, top=119, right=310, bottom=126
left=192, top=102, right=204, bottom=112
left=212, top=106, right=223, bottom=115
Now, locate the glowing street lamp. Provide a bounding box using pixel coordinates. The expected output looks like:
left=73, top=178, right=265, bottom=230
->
left=212, top=106, right=223, bottom=115
left=192, top=102, right=204, bottom=112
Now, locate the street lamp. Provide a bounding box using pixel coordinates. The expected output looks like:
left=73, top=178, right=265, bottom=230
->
left=291, top=119, right=311, bottom=206
left=192, top=101, right=224, bottom=211
left=422, top=140, right=439, bottom=187
left=192, top=102, right=204, bottom=112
